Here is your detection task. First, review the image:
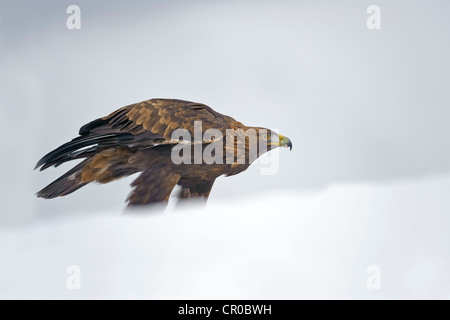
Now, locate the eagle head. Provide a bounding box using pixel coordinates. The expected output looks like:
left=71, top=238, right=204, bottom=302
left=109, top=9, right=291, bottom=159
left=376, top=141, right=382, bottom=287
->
left=256, top=128, right=292, bottom=152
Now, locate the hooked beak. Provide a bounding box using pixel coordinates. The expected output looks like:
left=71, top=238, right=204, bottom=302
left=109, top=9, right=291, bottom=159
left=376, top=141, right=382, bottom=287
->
left=279, top=135, right=292, bottom=151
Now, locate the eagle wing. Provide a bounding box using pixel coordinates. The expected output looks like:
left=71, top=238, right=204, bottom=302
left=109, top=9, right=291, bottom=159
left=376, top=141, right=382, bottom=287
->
left=99, top=99, right=229, bottom=139
left=35, top=99, right=230, bottom=170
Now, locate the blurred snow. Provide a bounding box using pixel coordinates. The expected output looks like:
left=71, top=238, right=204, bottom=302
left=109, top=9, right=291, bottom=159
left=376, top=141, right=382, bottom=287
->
left=1, top=174, right=449, bottom=299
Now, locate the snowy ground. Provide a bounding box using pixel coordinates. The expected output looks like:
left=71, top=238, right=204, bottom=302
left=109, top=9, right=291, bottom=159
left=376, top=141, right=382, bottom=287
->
left=1, top=174, right=449, bottom=299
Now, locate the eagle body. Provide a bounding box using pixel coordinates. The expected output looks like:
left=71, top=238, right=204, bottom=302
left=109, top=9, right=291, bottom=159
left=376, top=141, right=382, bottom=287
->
left=35, top=99, right=292, bottom=207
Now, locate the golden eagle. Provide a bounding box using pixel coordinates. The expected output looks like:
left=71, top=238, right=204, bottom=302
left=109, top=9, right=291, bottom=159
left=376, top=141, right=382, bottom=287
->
left=35, top=99, right=292, bottom=206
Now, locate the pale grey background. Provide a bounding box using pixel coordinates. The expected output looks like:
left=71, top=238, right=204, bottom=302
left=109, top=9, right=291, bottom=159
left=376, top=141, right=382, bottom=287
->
left=0, top=0, right=449, bottom=299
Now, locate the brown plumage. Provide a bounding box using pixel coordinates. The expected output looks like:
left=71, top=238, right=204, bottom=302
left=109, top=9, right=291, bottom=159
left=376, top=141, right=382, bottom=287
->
left=35, top=99, right=292, bottom=207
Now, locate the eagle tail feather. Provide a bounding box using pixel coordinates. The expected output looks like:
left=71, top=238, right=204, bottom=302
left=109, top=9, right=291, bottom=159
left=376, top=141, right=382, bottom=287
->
left=36, top=160, right=88, bottom=199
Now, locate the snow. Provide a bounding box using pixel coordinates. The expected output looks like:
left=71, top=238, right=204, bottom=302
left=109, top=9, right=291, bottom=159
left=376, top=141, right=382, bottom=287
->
left=1, top=174, right=449, bottom=299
